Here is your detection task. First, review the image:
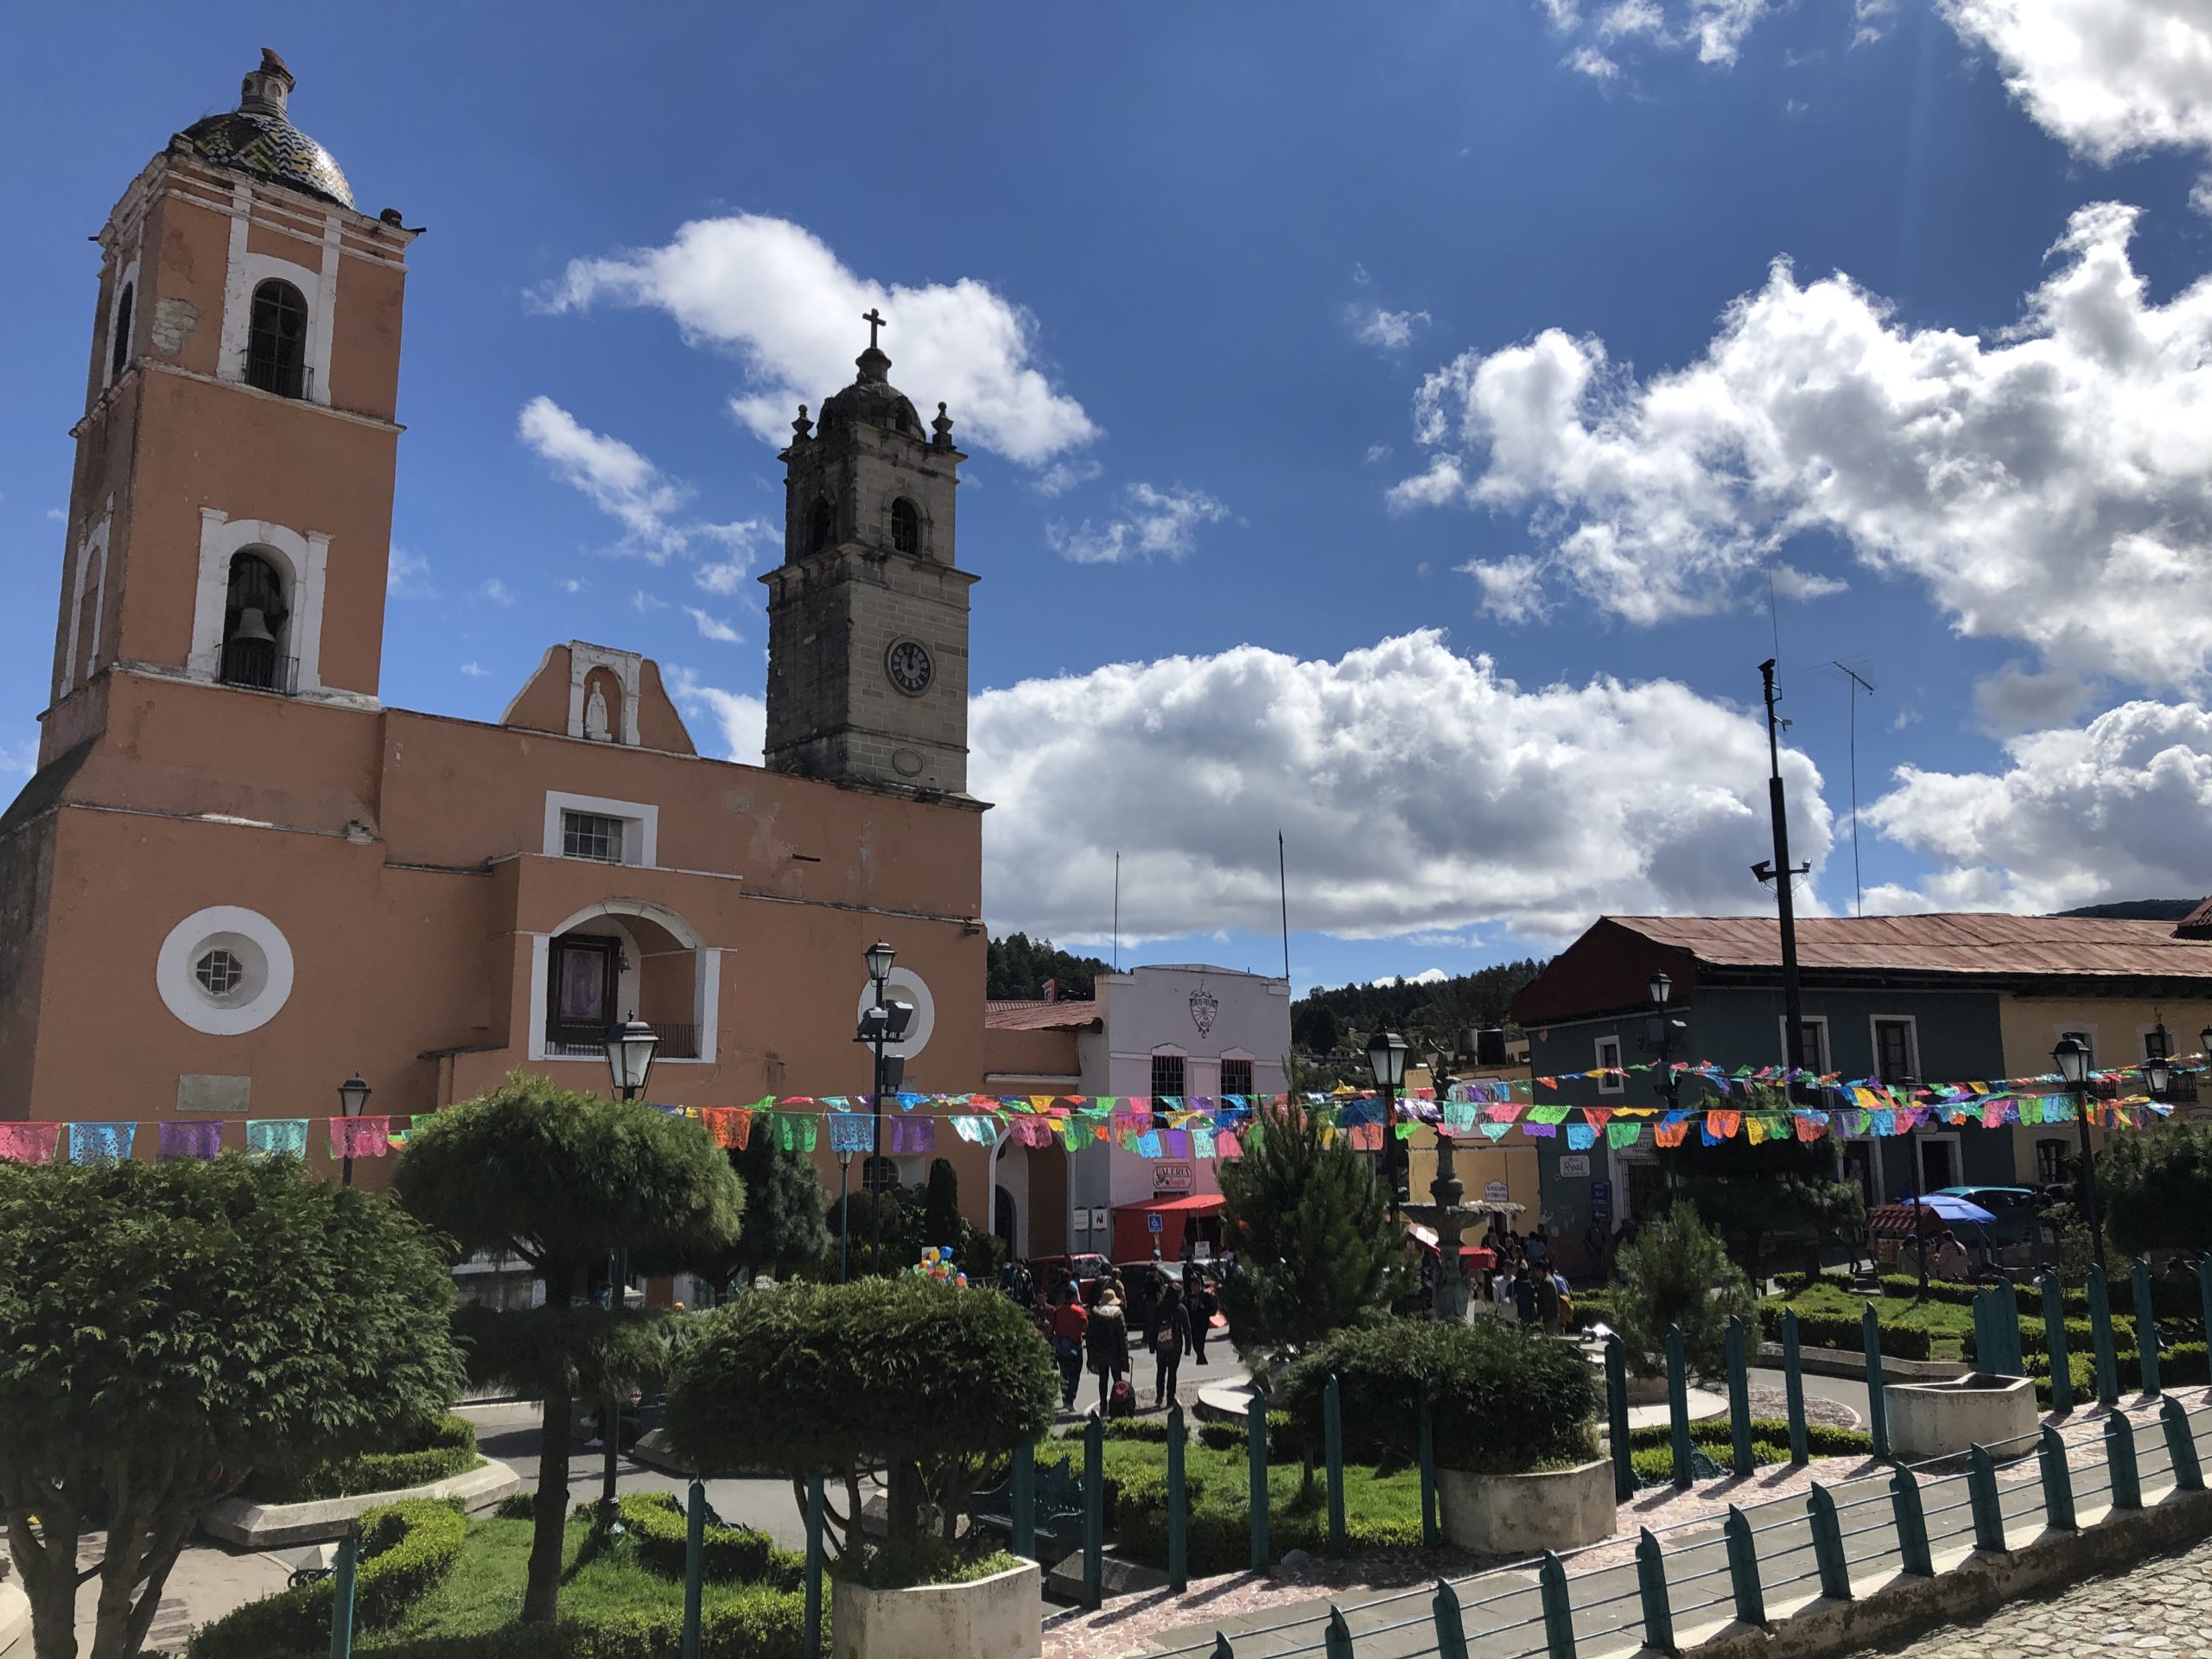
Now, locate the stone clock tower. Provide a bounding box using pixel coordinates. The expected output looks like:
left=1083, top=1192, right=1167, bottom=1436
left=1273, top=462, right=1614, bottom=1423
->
left=762, top=315, right=976, bottom=798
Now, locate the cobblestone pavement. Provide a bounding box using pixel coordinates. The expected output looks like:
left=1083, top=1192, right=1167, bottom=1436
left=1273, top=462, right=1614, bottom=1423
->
left=1841, top=1533, right=2212, bottom=1657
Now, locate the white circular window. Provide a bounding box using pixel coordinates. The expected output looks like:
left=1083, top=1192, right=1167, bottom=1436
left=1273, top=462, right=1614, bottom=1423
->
left=855, top=966, right=937, bottom=1062
left=157, top=906, right=295, bottom=1035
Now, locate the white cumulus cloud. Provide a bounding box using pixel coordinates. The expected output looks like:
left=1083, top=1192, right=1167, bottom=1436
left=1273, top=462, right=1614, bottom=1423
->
left=971, top=630, right=1831, bottom=944
left=1351, top=307, right=1433, bottom=351
left=479, top=578, right=514, bottom=607
left=1766, top=562, right=1847, bottom=601
left=386, top=548, right=436, bottom=600
left=666, top=666, right=766, bottom=766
left=686, top=607, right=742, bottom=644
left=1866, top=698, right=2212, bottom=913
left=542, top=214, right=1097, bottom=468
left=1566, top=47, right=1623, bottom=79
left=1396, top=203, right=2212, bottom=692
left=1049, top=483, right=1231, bottom=566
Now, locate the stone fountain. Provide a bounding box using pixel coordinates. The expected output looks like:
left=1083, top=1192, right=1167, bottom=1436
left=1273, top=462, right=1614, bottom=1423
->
left=1398, top=1129, right=1522, bottom=1322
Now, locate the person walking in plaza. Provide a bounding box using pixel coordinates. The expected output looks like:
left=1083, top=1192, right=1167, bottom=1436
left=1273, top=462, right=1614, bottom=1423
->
left=1050, top=1285, right=1090, bottom=1411
left=1153, top=1283, right=1191, bottom=1408
left=1133, top=1264, right=1161, bottom=1353
left=1185, top=1268, right=1216, bottom=1366
left=1087, top=1286, right=1131, bottom=1414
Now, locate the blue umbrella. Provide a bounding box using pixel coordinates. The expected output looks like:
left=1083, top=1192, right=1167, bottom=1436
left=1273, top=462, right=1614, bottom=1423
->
left=1912, top=1192, right=1996, bottom=1226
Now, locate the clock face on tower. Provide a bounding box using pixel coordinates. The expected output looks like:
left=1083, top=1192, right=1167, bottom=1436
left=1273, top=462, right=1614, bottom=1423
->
left=887, top=639, right=933, bottom=695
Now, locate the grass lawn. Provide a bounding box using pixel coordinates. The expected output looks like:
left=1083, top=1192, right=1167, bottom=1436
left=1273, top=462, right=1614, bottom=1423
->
left=357, top=1511, right=771, bottom=1649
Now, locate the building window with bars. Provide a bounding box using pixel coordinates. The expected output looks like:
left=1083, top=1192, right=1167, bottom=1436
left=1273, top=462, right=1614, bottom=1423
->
left=1595, top=1035, right=1624, bottom=1096
left=562, top=811, right=624, bottom=863
left=1220, top=1058, right=1254, bottom=1097
left=1151, top=1053, right=1185, bottom=1101
left=2037, top=1138, right=2069, bottom=1186
left=1872, top=1018, right=1917, bottom=1084
left=861, top=1156, right=899, bottom=1195
left=245, top=279, right=308, bottom=398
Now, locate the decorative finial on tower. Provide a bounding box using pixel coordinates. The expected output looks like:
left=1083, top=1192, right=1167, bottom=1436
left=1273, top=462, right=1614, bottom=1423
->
left=791, top=403, right=814, bottom=442
left=855, top=308, right=892, bottom=383
left=862, top=307, right=887, bottom=350
left=239, top=48, right=296, bottom=120
left=931, top=402, right=955, bottom=449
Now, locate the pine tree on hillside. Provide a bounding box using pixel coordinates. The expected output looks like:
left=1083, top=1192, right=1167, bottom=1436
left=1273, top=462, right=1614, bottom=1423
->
left=986, top=931, right=1114, bottom=1000
left=1217, top=1099, right=1404, bottom=1370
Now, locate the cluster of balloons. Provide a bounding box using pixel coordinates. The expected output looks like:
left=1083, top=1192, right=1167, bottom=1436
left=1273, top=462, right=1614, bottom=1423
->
left=908, top=1244, right=969, bottom=1287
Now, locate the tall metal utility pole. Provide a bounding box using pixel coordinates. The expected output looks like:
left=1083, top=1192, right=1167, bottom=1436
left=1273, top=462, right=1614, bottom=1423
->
left=1758, top=660, right=1810, bottom=1091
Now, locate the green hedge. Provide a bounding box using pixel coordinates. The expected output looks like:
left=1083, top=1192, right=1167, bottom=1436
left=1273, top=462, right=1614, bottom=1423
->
left=188, top=1499, right=468, bottom=1657
left=1879, top=1273, right=2204, bottom=1321
left=1275, top=1321, right=1599, bottom=1475
left=1113, top=1487, right=1421, bottom=1577
left=1568, top=1289, right=1618, bottom=1331
left=253, top=1414, right=480, bottom=1503
left=615, top=1492, right=804, bottom=1591
left=1758, top=1304, right=1933, bottom=1360
left=244, top=1590, right=813, bottom=1659
left=1623, top=1417, right=1873, bottom=1457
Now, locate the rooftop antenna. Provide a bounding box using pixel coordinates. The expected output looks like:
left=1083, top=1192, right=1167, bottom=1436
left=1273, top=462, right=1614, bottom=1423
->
left=1112, top=852, right=1120, bottom=972
left=1828, top=660, right=1878, bottom=917
left=1278, top=831, right=1291, bottom=984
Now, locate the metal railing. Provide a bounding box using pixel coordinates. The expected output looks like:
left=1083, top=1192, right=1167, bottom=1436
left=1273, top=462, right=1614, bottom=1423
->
left=218, top=642, right=297, bottom=695
left=544, top=1021, right=701, bottom=1060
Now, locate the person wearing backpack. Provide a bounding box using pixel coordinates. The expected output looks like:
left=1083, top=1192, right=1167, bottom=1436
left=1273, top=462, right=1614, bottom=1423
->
left=1153, top=1283, right=1192, bottom=1408
left=1086, top=1287, right=1131, bottom=1414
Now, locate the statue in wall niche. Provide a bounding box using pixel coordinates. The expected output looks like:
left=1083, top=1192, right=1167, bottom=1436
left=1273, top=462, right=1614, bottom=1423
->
left=585, top=682, right=612, bottom=741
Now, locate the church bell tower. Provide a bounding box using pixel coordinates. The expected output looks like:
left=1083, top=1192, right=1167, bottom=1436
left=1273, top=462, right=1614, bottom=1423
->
left=762, top=313, right=976, bottom=798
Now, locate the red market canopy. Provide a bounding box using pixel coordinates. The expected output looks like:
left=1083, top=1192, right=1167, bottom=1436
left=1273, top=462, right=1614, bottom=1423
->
left=1114, top=1194, right=1226, bottom=1216
left=1405, top=1222, right=1497, bottom=1268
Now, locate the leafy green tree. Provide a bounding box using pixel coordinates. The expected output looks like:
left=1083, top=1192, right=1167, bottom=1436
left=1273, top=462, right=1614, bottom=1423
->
left=392, top=1074, right=742, bottom=1625
left=2100, top=1121, right=2212, bottom=1256
left=1217, top=1099, right=1404, bottom=1370
left=712, top=1130, right=831, bottom=1289
left=1616, top=1203, right=1755, bottom=1379
left=665, top=1278, right=1056, bottom=1570
left=1662, top=1089, right=1866, bottom=1282
left=1291, top=1002, right=1341, bottom=1055
left=0, top=1156, right=464, bottom=1659
left=922, top=1157, right=963, bottom=1249
left=985, top=931, right=1114, bottom=1001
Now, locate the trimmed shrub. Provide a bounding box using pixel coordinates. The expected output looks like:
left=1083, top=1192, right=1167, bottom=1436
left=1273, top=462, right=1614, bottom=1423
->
left=1567, top=1289, right=1618, bottom=1332
left=1616, top=1207, right=1754, bottom=1379
left=1624, top=1417, right=1874, bottom=1457
left=616, top=1491, right=804, bottom=1590
left=1759, top=1303, right=1933, bottom=1360
left=252, top=1413, right=480, bottom=1503
left=1275, top=1319, right=1599, bottom=1475
left=188, top=1499, right=467, bottom=1657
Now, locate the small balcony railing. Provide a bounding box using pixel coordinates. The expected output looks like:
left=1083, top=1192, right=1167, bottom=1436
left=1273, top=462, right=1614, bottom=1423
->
left=219, top=641, right=298, bottom=695
left=545, top=1021, right=701, bottom=1061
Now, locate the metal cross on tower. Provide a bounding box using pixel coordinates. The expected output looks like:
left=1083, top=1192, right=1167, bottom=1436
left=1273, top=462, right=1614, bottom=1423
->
left=861, top=307, right=887, bottom=349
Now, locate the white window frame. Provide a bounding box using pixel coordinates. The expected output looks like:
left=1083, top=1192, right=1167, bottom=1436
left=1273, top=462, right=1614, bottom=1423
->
left=219, top=184, right=338, bottom=408
left=568, top=644, right=643, bottom=745
left=525, top=899, right=718, bottom=1066
left=1777, top=1014, right=1831, bottom=1076
left=1594, top=1034, right=1624, bottom=1096
left=1868, top=1014, right=1921, bottom=1085
left=189, top=511, right=333, bottom=696
left=543, top=791, right=657, bottom=868
left=103, top=253, right=140, bottom=391
left=1914, top=1130, right=1964, bottom=1198
left=1149, top=1048, right=1188, bottom=1101
left=1219, top=1053, right=1256, bottom=1097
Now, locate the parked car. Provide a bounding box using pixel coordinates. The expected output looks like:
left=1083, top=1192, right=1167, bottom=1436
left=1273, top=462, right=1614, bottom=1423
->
left=1928, top=1185, right=2042, bottom=1244
left=1026, top=1253, right=1108, bottom=1303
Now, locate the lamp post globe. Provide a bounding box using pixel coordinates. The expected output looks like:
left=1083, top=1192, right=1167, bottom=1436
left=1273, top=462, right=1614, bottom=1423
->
left=864, top=939, right=896, bottom=988
left=1648, top=971, right=1671, bottom=1007
left=603, top=1014, right=659, bottom=1103
left=2145, top=1051, right=2172, bottom=1099
left=335, top=1073, right=372, bottom=1187
left=1365, top=1029, right=1411, bottom=1219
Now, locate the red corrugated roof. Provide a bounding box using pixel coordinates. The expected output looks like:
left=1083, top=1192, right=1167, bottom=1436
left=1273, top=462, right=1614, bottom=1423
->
left=984, top=999, right=1103, bottom=1031
left=1607, top=912, right=2212, bottom=979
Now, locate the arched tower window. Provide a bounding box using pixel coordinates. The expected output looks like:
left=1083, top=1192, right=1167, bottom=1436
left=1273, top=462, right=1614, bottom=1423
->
left=809, top=498, right=835, bottom=555
left=219, top=551, right=292, bottom=692
left=245, top=279, right=308, bottom=398
left=891, top=498, right=919, bottom=555
left=110, top=283, right=134, bottom=381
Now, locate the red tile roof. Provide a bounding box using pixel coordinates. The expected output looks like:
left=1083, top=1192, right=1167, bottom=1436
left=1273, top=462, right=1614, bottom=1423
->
left=984, top=998, right=1103, bottom=1031
left=1608, top=912, right=2212, bottom=979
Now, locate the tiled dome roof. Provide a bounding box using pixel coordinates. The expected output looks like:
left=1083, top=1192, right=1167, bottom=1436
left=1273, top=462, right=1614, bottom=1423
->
left=178, top=110, right=353, bottom=207
left=817, top=345, right=925, bottom=440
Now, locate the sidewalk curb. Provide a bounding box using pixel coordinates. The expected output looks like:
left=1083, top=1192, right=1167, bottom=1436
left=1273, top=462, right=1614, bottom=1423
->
left=200, top=1458, right=523, bottom=1548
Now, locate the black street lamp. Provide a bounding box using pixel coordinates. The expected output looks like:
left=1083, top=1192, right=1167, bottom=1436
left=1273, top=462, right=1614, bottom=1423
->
left=1365, top=1028, right=1410, bottom=1220
left=336, top=1073, right=372, bottom=1189
left=594, top=1015, right=658, bottom=1528
left=2056, top=1035, right=2108, bottom=1283
left=837, top=1147, right=855, bottom=1283
left=857, top=943, right=914, bottom=1274
left=2145, top=1046, right=2172, bottom=1102
left=1647, top=973, right=1683, bottom=1114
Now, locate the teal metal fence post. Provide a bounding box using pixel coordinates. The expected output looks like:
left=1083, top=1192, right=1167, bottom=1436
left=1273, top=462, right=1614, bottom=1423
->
left=1433, top=1579, right=1471, bottom=1659
left=1012, top=1436, right=1037, bottom=1561
left=1860, top=1304, right=1890, bottom=1459
left=2200, top=1258, right=2212, bottom=1370
left=1967, top=1445, right=2007, bottom=1553
left=2036, top=1424, right=2075, bottom=1531
left=1971, top=1288, right=1993, bottom=1375
left=1247, top=1386, right=1270, bottom=1571
left=1808, top=1482, right=1851, bottom=1601
left=2000, top=1281, right=2024, bottom=1375
left=2162, top=1396, right=2205, bottom=1491
left=1083, top=1415, right=1104, bottom=1610
left=1889, top=1466, right=1934, bottom=1576
left=1539, top=1551, right=1578, bottom=1659
left=1323, top=1605, right=1355, bottom=1659
left=327, top=1529, right=358, bottom=1659
left=2040, top=1272, right=2072, bottom=1415
left=2104, top=1411, right=2142, bottom=1510
left=1324, top=1372, right=1347, bottom=1559
left=1726, top=1318, right=1754, bottom=1478
left=1166, top=1402, right=1190, bottom=1593
left=1211, top=1637, right=1236, bottom=1659
left=2134, top=1258, right=2161, bottom=1396
left=1605, top=1337, right=1635, bottom=1502
left=682, top=1478, right=706, bottom=1659
left=1419, top=1383, right=1440, bottom=1546
left=1635, top=1528, right=1676, bottom=1655
left=2088, top=1265, right=2120, bottom=1408
left=1667, top=1325, right=1694, bottom=1486
left=1722, top=1505, right=1766, bottom=1626
left=804, top=1473, right=825, bottom=1659
left=1783, top=1310, right=1809, bottom=1466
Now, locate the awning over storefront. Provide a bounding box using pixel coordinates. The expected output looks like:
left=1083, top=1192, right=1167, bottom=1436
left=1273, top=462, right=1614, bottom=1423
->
left=1109, top=1193, right=1225, bottom=1260
left=1405, top=1221, right=1497, bottom=1268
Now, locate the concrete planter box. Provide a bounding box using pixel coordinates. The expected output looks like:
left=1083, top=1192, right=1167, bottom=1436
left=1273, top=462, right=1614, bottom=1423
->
left=830, top=1560, right=1041, bottom=1659
left=1884, top=1373, right=2037, bottom=1462
left=0, top=1573, right=29, bottom=1659
left=200, top=1457, right=521, bottom=1548
left=1438, top=1458, right=1615, bottom=1556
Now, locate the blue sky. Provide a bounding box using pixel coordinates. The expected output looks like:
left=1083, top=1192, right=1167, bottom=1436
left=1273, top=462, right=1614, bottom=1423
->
left=5, top=3, right=2212, bottom=995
